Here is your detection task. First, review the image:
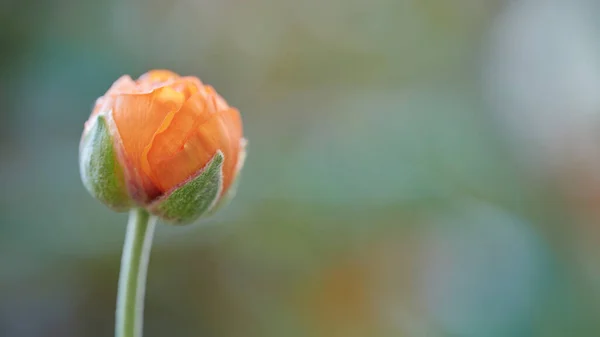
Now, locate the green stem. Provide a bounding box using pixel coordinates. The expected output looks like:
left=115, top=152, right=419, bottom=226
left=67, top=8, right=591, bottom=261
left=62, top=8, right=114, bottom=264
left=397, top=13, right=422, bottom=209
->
left=115, top=208, right=157, bottom=337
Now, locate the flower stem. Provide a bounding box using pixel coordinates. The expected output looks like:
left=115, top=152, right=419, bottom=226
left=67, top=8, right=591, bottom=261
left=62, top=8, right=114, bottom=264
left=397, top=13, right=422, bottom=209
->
left=115, top=208, right=157, bottom=337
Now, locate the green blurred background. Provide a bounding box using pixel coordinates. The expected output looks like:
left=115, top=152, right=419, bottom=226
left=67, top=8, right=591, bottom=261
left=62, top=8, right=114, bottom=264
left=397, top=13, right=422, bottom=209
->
left=4, top=0, right=600, bottom=336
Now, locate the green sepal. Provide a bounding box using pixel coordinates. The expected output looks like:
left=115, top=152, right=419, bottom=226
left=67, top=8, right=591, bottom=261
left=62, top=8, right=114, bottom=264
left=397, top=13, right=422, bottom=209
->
left=206, top=144, right=246, bottom=216
left=79, top=114, right=132, bottom=211
left=149, top=151, right=224, bottom=225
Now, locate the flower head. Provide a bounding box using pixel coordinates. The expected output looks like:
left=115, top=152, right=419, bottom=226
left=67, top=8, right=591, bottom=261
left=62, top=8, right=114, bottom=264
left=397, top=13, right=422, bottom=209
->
left=80, top=70, right=246, bottom=223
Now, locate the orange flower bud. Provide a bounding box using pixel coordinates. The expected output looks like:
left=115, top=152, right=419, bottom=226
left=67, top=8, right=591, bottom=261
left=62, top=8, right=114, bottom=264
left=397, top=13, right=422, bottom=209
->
left=80, top=70, right=246, bottom=223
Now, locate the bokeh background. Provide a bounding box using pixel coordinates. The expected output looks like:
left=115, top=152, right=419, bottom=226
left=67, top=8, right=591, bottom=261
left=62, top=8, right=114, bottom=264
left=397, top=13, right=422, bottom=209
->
left=4, top=0, right=600, bottom=336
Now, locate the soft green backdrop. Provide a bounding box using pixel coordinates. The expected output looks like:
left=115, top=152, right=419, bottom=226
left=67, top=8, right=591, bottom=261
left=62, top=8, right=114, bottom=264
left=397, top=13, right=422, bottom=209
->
left=3, top=0, right=600, bottom=336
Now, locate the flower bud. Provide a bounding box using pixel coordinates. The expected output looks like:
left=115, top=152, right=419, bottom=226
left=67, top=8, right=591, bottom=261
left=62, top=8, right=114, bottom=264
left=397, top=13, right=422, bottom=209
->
left=79, top=70, right=246, bottom=224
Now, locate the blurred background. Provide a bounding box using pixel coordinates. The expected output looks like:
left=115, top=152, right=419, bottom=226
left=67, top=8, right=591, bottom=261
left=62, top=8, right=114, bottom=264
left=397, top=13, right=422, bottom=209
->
left=3, top=0, right=600, bottom=336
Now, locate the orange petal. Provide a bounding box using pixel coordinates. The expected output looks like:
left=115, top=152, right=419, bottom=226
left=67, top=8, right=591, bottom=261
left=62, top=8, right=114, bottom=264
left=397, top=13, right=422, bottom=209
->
left=188, top=111, right=236, bottom=194
left=113, top=88, right=185, bottom=158
left=112, top=87, right=186, bottom=193
left=146, top=108, right=234, bottom=192
left=107, top=75, right=137, bottom=95
left=138, top=70, right=180, bottom=84
left=147, top=133, right=218, bottom=192
left=221, top=108, right=243, bottom=145
left=144, top=93, right=215, bottom=191
left=169, top=76, right=203, bottom=100
left=140, top=109, right=178, bottom=181
left=151, top=106, right=242, bottom=195
left=146, top=93, right=212, bottom=156
left=89, top=76, right=136, bottom=120
left=203, top=86, right=229, bottom=110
